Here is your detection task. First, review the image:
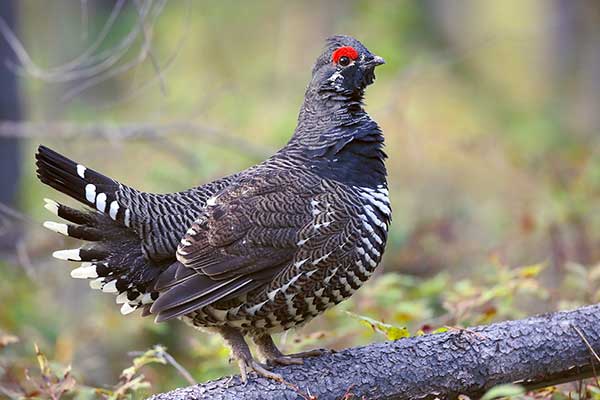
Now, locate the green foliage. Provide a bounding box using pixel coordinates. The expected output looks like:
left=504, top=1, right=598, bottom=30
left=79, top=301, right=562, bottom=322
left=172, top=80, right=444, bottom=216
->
left=107, top=346, right=168, bottom=400
left=0, top=342, right=179, bottom=399
left=4, top=1, right=600, bottom=398
left=1, top=256, right=597, bottom=398
left=344, top=311, right=410, bottom=340
left=480, top=384, right=525, bottom=400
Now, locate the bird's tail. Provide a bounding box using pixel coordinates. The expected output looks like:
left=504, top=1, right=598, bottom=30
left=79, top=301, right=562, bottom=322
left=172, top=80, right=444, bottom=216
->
left=36, top=145, right=161, bottom=314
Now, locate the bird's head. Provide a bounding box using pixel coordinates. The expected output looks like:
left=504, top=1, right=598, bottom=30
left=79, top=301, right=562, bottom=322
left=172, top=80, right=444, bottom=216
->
left=311, top=35, right=385, bottom=96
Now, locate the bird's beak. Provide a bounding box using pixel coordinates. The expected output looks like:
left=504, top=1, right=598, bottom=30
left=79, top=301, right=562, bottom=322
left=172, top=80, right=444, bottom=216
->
left=366, top=55, right=386, bottom=67
left=372, top=55, right=386, bottom=66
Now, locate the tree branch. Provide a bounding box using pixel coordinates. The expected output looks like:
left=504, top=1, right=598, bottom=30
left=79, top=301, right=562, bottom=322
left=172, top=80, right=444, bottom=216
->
left=148, top=304, right=600, bottom=400
left=0, top=121, right=272, bottom=159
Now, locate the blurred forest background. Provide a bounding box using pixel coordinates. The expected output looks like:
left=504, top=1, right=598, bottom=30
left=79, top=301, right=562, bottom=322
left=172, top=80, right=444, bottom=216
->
left=1, top=1, right=600, bottom=398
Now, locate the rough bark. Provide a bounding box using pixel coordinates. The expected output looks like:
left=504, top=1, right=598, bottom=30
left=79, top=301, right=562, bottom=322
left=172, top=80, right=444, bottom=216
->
left=149, top=304, right=600, bottom=400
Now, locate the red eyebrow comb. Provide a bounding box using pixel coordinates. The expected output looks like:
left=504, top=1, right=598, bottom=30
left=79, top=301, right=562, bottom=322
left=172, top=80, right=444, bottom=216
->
left=332, top=46, right=359, bottom=63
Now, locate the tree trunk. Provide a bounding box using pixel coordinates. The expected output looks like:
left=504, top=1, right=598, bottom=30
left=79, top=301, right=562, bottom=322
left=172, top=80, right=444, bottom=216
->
left=149, top=304, right=600, bottom=400
left=0, top=0, right=23, bottom=253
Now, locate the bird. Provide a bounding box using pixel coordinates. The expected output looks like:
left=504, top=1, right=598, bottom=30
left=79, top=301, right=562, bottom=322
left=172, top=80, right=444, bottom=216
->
left=36, top=35, right=390, bottom=382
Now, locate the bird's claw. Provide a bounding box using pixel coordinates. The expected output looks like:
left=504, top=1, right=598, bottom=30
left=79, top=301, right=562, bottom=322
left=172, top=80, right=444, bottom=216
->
left=238, top=358, right=283, bottom=383
left=289, top=347, right=333, bottom=358
left=266, top=355, right=304, bottom=366
left=265, top=347, right=332, bottom=366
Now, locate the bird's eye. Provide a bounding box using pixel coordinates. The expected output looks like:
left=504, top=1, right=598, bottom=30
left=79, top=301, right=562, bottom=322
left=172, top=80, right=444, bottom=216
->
left=338, top=56, right=351, bottom=67
left=332, top=46, right=358, bottom=66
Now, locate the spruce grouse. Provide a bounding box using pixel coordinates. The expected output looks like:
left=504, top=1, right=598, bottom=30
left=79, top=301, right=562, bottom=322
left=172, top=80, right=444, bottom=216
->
left=36, top=35, right=389, bottom=381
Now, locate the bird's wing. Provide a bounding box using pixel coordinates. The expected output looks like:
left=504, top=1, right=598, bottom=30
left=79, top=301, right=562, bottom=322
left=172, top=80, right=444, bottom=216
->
left=150, top=170, right=325, bottom=321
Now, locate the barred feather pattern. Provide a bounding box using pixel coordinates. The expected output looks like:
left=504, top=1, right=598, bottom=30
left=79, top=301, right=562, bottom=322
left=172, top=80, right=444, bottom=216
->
left=116, top=182, right=238, bottom=263
left=37, top=145, right=237, bottom=314
left=38, top=35, right=391, bottom=337
left=150, top=155, right=390, bottom=332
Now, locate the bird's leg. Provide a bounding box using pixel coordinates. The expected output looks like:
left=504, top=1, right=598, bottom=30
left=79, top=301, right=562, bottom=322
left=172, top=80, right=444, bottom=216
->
left=252, top=333, right=303, bottom=365
left=252, top=333, right=330, bottom=366
left=217, top=327, right=283, bottom=383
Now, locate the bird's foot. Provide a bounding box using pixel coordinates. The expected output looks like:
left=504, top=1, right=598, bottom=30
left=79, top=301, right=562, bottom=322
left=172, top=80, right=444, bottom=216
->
left=219, top=327, right=284, bottom=383
left=267, top=355, right=304, bottom=366
left=266, top=348, right=332, bottom=366
left=253, top=333, right=334, bottom=367
left=237, top=357, right=283, bottom=383
left=288, top=347, right=333, bottom=358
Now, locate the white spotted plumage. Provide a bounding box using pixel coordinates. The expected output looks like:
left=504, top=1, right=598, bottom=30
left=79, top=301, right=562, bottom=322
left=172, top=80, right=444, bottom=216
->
left=85, top=183, right=96, bottom=203
left=361, top=192, right=391, bottom=216
left=109, top=201, right=119, bottom=220
left=324, top=266, right=339, bottom=284
left=206, top=195, right=218, bottom=206
left=35, top=35, right=391, bottom=379
left=267, top=288, right=280, bottom=301
left=96, top=193, right=107, bottom=212
left=294, top=258, right=308, bottom=268
left=76, top=164, right=86, bottom=179
left=124, top=208, right=131, bottom=227
left=247, top=300, right=268, bottom=316
left=280, top=272, right=303, bottom=293
left=355, top=260, right=371, bottom=277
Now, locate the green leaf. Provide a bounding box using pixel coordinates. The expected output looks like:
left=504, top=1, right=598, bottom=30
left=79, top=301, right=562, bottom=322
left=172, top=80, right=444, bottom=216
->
left=480, top=383, right=525, bottom=400
left=518, top=263, right=545, bottom=278
left=34, top=343, right=51, bottom=378
left=344, top=311, right=410, bottom=340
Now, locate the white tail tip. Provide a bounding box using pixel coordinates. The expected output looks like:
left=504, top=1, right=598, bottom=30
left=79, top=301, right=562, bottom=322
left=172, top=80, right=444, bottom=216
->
left=89, top=278, right=104, bottom=290
left=52, top=249, right=81, bottom=261
left=70, top=264, right=98, bottom=279
left=141, top=293, right=154, bottom=305
left=102, top=280, right=118, bottom=293
left=116, top=292, right=129, bottom=304
left=43, top=198, right=59, bottom=215
left=43, top=221, right=68, bottom=236
left=120, top=303, right=137, bottom=315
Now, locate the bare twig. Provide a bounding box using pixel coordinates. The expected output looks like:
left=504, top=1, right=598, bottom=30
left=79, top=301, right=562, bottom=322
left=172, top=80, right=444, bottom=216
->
left=91, top=0, right=191, bottom=111
left=0, top=0, right=136, bottom=83
left=62, top=0, right=127, bottom=72
left=79, top=0, right=89, bottom=41
left=159, top=349, right=196, bottom=386
left=149, top=136, right=201, bottom=168
left=0, top=201, right=35, bottom=225
left=71, top=0, right=127, bottom=70
left=128, top=346, right=196, bottom=386
left=15, top=239, right=35, bottom=280
left=61, top=0, right=168, bottom=102
left=0, top=0, right=180, bottom=103
left=133, top=0, right=167, bottom=95
left=0, top=121, right=273, bottom=158
left=572, top=324, right=600, bottom=363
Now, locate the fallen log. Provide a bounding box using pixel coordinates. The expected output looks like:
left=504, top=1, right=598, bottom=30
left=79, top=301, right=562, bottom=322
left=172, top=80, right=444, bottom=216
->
left=149, top=304, right=600, bottom=400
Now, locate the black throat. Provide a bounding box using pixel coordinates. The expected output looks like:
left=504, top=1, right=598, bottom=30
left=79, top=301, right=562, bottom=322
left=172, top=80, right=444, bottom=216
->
left=285, top=86, right=387, bottom=188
